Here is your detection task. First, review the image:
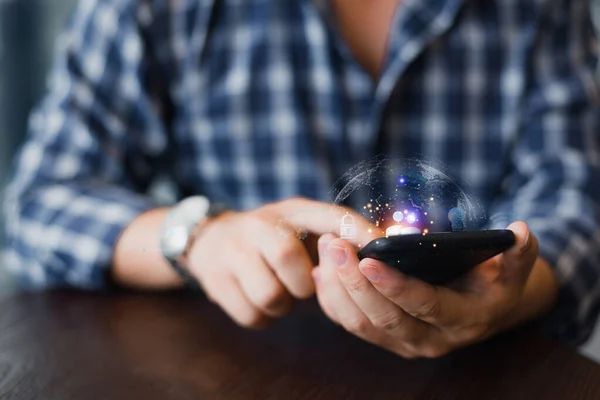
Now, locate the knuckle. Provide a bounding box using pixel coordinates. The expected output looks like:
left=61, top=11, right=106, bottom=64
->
left=342, top=316, right=371, bottom=335
left=236, top=310, right=267, bottom=329
left=464, top=321, right=492, bottom=342
left=393, top=348, right=416, bottom=359
left=370, top=310, right=405, bottom=332
left=344, top=277, right=369, bottom=294
left=409, top=299, right=441, bottom=320
left=446, top=318, right=490, bottom=345
left=254, top=285, right=287, bottom=311
left=419, top=345, right=450, bottom=359
left=273, top=241, right=302, bottom=268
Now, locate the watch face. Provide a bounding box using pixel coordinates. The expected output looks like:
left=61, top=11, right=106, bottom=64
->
left=162, top=226, right=190, bottom=259
left=160, top=196, right=223, bottom=260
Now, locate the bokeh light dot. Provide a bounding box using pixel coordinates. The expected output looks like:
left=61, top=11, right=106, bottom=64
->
left=393, top=211, right=404, bottom=222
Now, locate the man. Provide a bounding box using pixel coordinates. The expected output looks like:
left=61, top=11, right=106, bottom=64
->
left=3, top=0, right=600, bottom=358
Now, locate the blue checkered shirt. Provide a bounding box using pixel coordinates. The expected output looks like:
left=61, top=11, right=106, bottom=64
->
left=3, top=0, right=600, bottom=344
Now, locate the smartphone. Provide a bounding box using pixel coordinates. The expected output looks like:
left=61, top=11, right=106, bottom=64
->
left=357, top=230, right=516, bottom=285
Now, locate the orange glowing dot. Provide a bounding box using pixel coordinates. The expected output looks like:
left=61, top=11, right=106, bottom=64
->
left=368, top=228, right=372, bottom=233
left=433, top=243, right=437, bottom=248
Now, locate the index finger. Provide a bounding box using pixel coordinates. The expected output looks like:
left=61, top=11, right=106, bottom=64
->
left=275, top=198, right=383, bottom=247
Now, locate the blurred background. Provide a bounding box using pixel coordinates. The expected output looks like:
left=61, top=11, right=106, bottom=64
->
left=0, top=0, right=78, bottom=289
left=1, top=0, right=600, bottom=359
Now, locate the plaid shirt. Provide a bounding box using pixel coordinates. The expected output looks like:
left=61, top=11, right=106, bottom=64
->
left=3, top=0, right=600, bottom=344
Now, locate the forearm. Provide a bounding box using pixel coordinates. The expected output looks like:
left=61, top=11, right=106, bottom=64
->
left=111, top=208, right=184, bottom=290
left=499, top=257, right=559, bottom=333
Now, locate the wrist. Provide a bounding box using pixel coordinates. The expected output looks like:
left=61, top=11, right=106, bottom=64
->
left=178, top=210, right=231, bottom=269
left=112, top=207, right=186, bottom=290
left=160, top=197, right=230, bottom=289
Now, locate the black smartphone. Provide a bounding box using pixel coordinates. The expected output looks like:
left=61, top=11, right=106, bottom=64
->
left=357, top=230, right=516, bottom=285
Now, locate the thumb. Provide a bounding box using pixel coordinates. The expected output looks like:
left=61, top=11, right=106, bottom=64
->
left=502, top=221, right=538, bottom=284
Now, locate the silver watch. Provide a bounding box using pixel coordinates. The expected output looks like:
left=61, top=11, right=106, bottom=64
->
left=160, top=196, right=227, bottom=288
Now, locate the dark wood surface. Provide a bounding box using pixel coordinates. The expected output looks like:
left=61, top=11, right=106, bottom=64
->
left=0, top=291, right=599, bottom=399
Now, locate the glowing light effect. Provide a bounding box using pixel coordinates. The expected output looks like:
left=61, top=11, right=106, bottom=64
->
left=393, top=211, right=404, bottom=222
left=401, top=227, right=422, bottom=235
left=386, top=226, right=422, bottom=236
left=329, top=158, right=487, bottom=242
left=386, top=225, right=403, bottom=236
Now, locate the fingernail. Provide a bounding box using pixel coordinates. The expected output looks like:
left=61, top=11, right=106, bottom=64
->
left=330, top=245, right=348, bottom=267
left=360, top=265, right=381, bottom=282
left=520, top=230, right=531, bottom=253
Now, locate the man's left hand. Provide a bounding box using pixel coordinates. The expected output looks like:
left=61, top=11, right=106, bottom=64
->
left=312, top=222, right=539, bottom=358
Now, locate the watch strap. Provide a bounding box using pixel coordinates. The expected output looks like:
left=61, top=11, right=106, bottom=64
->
left=163, top=199, right=230, bottom=290
left=169, top=257, right=202, bottom=290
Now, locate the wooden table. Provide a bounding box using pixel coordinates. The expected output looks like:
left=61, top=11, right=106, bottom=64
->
left=0, top=291, right=599, bottom=399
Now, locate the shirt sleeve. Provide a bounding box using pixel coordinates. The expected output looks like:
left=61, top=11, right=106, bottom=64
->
left=487, top=0, right=600, bottom=344
left=2, top=0, right=170, bottom=290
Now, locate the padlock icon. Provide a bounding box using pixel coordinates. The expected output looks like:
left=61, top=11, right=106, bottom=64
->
left=340, top=214, right=357, bottom=240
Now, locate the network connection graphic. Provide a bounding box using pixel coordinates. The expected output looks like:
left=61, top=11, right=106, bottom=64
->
left=327, top=157, right=487, bottom=241
left=139, top=156, right=496, bottom=254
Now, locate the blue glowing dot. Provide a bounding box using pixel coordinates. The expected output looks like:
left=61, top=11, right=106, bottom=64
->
left=406, top=213, right=417, bottom=224
left=393, top=211, right=404, bottom=222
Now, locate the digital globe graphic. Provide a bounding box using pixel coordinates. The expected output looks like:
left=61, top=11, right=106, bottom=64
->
left=330, top=157, right=486, bottom=239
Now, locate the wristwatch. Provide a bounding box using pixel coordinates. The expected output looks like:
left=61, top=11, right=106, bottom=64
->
left=160, top=196, right=228, bottom=289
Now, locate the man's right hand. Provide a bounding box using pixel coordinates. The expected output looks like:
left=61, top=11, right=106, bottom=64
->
left=184, top=198, right=378, bottom=328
